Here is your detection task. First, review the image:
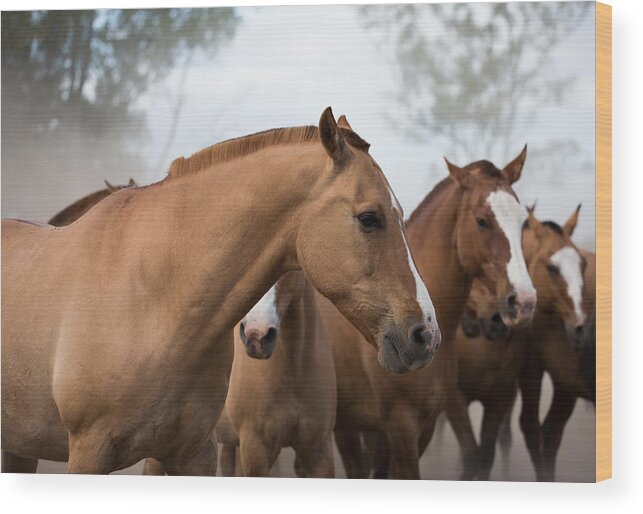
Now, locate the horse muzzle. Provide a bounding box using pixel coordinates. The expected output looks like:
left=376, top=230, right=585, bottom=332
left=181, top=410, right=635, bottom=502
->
left=239, top=322, right=279, bottom=359
left=377, top=320, right=442, bottom=374
left=500, top=289, right=536, bottom=328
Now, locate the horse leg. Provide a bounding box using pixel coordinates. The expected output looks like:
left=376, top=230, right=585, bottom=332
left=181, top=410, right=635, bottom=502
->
left=496, top=395, right=515, bottom=477
left=445, top=392, right=479, bottom=480
left=385, top=406, right=421, bottom=480
left=540, top=386, right=577, bottom=482
left=476, top=398, right=512, bottom=481
left=142, top=458, right=166, bottom=475
left=363, top=429, right=390, bottom=479
left=418, top=414, right=438, bottom=457
left=238, top=431, right=275, bottom=477
left=333, top=425, right=369, bottom=478
left=1, top=451, right=38, bottom=473
left=294, top=437, right=335, bottom=478
left=162, top=437, right=218, bottom=476
left=518, top=353, right=545, bottom=480
left=67, top=431, right=119, bottom=474
left=219, top=444, right=238, bottom=477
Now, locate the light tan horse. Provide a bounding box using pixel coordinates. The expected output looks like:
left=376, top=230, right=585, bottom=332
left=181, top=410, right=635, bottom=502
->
left=217, top=271, right=336, bottom=477
left=448, top=206, right=588, bottom=480
left=144, top=271, right=335, bottom=477
left=322, top=147, right=537, bottom=479
left=1, top=108, right=440, bottom=474
left=0, top=178, right=136, bottom=473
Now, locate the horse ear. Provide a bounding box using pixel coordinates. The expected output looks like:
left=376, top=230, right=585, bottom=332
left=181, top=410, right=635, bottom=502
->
left=526, top=206, right=547, bottom=241
left=502, top=144, right=527, bottom=184
left=526, top=202, right=537, bottom=217
left=104, top=180, right=118, bottom=193
left=128, top=178, right=137, bottom=187
left=337, top=115, right=353, bottom=131
left=563, top=204, right=581, bottom=238
left=444, top=157, right=472, bottom=188
left=319, top=107, right=347, bottom=162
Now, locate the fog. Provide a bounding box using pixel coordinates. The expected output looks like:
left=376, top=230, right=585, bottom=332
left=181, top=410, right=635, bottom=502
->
left=2, top=3, right=595, bottom=250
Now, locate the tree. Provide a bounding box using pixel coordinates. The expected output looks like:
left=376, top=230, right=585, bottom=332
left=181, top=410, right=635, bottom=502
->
left=1, top=8, right=239, bottom=203
left=361, top=2, right=591, bottom=163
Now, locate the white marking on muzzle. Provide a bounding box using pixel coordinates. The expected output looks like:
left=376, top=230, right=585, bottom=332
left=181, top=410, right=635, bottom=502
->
left=487, top=190, right=536, bottom=299
left=550, top=246, right=585, bottom=324
left=243, top=285, right=279, bottom=329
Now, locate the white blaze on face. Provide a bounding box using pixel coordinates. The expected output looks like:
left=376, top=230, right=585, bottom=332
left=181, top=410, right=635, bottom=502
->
left=550, top=246, right=585, bottom=324
left=487, top=190, right=536, bottom=298
left=387, top=185, right=437, bottom=325
left=243, top=285, right=279, bottom=330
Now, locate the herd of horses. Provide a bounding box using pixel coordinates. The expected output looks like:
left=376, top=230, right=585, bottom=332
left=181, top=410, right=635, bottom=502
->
left=1, top=107, right=595, bottom=480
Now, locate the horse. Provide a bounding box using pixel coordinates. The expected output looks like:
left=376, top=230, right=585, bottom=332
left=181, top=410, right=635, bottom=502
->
left=47, top=178, right=137, bottom=227
left=0, top=178, right=137, bottom=473
left=320, top=145, right=537, bottom=479
left=447, top=206, right=588, bottom=480
left=144, top=271, right=335, bottom=477
left=518, top=239, right=596, bottom=482
left=218, top=271, right=335, bottom=477
left=1, top=107, right=440, bottom=474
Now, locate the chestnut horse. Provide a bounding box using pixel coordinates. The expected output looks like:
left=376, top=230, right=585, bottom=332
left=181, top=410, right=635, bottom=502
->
left=1, top=108, right=440, bottom=474
left=448, top=206, right=588, bottom=480
left=518, top=243, right=596, bottom=482
left=321, top=145, right=536, bottom=479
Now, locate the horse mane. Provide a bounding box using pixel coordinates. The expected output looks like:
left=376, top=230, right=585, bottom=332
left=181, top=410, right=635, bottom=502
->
left=463, top=160, right=504, bottom=179
left=542, top=220, right=564, bottom=235
left=165, top=126, right=371, bottom=180
left=521, top=219, right=565, bottom=234
left=48, top=189, right=112, bottom=227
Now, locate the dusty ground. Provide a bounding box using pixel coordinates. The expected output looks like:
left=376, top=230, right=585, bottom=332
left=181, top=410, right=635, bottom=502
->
left=35, top=373, right=594, bottom=481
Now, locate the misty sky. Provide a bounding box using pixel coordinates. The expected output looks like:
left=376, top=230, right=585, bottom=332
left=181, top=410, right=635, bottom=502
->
left=3, top=3, right=596, bottom=249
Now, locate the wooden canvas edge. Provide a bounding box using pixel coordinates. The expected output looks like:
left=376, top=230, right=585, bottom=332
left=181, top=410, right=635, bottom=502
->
left=595, top=0, right=612, bottom=483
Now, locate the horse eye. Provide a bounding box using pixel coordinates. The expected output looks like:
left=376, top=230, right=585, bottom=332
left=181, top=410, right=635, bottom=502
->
left=546, top=263, right=560, bottom=275
left=476, top=217, right=489, bottom=229
left=357, top=212, right=381, bottom=231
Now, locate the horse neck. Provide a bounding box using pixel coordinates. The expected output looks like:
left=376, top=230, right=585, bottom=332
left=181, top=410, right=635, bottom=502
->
left=277, top=278, right=326, bottom=371
left=103, top=146, right=318, bottom=344
left=406, top=180, right=471, bottom=341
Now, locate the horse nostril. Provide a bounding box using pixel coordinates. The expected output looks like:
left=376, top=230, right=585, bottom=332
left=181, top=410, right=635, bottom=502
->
left=491, top=313, right=503, bottom=324
left=506, top=292, right=517, bottom=307
left=575, top=326, right=584, bottom=338
left=264, top=326, right=278, bottom=343
left=410, top=324, right=430, bottom=346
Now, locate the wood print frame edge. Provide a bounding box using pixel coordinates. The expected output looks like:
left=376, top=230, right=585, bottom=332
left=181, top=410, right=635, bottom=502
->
left=595, top=0, right=612, bottom=483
